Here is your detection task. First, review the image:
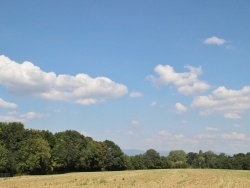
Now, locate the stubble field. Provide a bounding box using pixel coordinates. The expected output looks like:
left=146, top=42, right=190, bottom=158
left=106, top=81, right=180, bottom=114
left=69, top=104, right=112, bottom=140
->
left=1, top=169, right=250, bottom=188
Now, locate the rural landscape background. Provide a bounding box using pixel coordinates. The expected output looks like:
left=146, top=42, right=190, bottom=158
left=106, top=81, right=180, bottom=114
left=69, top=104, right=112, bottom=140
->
left=1, top=1, right=250, bottom=186
left=1, top=122, right=250, bottom=187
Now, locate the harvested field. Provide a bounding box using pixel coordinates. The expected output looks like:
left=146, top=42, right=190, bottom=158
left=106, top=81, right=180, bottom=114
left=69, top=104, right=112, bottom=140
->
left=1, top=169, right=250, bottom=188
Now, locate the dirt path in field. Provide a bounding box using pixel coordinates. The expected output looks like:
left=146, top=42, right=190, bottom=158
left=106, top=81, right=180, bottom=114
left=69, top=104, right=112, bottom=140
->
left=1, top=169, right=250, bottom=188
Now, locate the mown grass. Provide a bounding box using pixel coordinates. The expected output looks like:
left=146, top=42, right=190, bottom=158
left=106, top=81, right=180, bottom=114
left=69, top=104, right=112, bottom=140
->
left=1, top=169, right=250, bottom=188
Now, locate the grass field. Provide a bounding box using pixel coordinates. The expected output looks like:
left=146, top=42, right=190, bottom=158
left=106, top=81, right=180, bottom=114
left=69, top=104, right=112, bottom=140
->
left=1, top=169, right=250, bottom=188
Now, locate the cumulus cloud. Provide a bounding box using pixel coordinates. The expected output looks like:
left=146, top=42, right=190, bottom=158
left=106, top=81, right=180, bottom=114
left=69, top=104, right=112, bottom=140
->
left=204, top=36, right=226, bottom=45
left=0, top=98, right=18, bottom=108
left=220, top=132, right=247, bottom=140
left=0, top=55, right=128, bottom=105
left=148, top=65, right=210, bottom=95
left=20, top=112, right=49, bottom=119
left=129, top=91, right=143, bottom=98
left=146, top=130, right=188, bottom=148
left=194, top=134, right=216, bottom=139
left=0, top=115, right=24, bottom=122
left=158, top=130, right=171, bottom=136
left=0, top=111, right=48, bottom=122
left=191, top=86, right=250, bottom=118
left=175, top=102, right=187, bottom=114
left=158, top=130, right=185, bottom=140
left=195, top=132, right=248, bottom=141
left=224, top=113, right=241, bottom=119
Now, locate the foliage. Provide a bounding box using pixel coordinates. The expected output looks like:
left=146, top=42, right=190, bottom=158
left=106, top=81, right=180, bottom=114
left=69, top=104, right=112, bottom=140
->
left=0, top=122, right=250, bottom=175
left=0, top=141, right=8, bottom=172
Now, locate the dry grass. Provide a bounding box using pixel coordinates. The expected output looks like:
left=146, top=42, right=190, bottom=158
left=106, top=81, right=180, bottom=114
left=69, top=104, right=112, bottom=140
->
left=1, top=169, right=250, bottom=188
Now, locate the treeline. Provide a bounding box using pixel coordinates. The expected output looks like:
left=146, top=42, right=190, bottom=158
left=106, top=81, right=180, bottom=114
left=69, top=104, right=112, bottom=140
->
left=0, top=122, right=250, bottom=176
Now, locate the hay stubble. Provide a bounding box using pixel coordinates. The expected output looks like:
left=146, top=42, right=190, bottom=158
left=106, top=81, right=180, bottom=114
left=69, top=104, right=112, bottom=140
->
left=1, top=169, right=250, bottom=188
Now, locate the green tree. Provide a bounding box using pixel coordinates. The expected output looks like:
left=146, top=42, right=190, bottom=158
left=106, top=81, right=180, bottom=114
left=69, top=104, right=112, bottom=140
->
left=215, top=153, right=232, bottom=169
left=143, top=149, right=161, bottom=169
left=78, top=137, right=103, bottom=171
left=130, top=154, right=146, bottom=170
left=167, top=150, right=188, bottom=168
left=52, top=130, right=87, bottom=172
left=160, top=156, right=171, bottom=169
left=0, top=122, right=26, bottom=174
left=0, top=141, right=8, bottom=172
left=17, top=131, right=51, bottom=174
left=186, top=152, right=199, bottom=168
left=203, top=151, right=217, bottom=168
left=103, top=140, right=126, bottom=171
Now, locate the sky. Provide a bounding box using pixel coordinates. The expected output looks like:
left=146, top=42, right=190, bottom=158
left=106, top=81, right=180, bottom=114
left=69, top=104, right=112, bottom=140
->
left=0, top=0, right=250, bottom=154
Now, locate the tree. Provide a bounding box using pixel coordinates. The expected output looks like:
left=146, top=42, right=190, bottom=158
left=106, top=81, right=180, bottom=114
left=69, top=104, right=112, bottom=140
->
left=78, top=137, right=103, bottom=171
left=103, top=140, right=126, bottom=171
left=0, top=122, right=26, bottom=174
left=0, top=141, right=8, bottom=172
left=215, top=153, right=232, bottom=169
left=167, top=150, right=188, bottom=168
left=130, top=154, right=146, bottom=170
left=143, top=149, right=161, bottom=169
left=161, top=156, right=171, bottom=169
left=17, top=131, right=51, bottom=174
left=203, top=151, right=217, bottom=168
left=52, top=130, right=87, bottom=172
left=186, top=152, right=199, bottom=168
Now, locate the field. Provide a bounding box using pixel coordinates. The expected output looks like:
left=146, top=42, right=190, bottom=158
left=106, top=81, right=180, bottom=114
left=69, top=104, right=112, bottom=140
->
left=1, top=169, right=250, bottom=188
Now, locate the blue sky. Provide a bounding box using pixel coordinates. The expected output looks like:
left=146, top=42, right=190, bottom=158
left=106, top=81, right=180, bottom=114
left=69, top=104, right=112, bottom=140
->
left=1, top=0, right=250, bottom=154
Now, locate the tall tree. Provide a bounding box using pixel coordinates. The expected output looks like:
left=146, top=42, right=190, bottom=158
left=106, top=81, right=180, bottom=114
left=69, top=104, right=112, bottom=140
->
left=0, top=141, right=8, bottom=172
left=0, top=122, right=26, bottom=174
left=52, top=130, right=87, bottom=172
left=143, top=149, right=161, bottom=169
left=17, top=130, right=51, bottom=174
left=103, top=140, right=126, bottom=171
left=167, top=150, right=188, bottom=168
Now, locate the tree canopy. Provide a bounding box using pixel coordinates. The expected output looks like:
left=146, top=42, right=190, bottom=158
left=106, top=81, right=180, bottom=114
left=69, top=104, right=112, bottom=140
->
left=0, top=122, right=250, bottom=175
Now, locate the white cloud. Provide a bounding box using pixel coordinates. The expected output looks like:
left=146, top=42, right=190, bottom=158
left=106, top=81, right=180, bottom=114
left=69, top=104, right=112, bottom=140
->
left=7, top=111, right=17, bottom=115
left=145, top=130, right=188, bottom=148
left=195, top=134, right=216, bottom=139
left=204, top=36, right=226, bottom=45
left=191, top=86, right=250, bottom=118
left=0, top=111, right=49, bottom=122
left=148, top=65, right=210, bottom=95
left=20, top=112, right=49, bottom=119
left=224, top=113, right=241, bottom=119
left=205, top=126, right=219, bottom=131
left=129, top=91, right=143, bottom=98
left=131, top=120, right=140, bottom=125
left=175, top=102, right=187, bottom=114
left=158, top=130, right=186, bottom=140
left=0, top=115, right=24, bottom=122
left=195, top=132, right=249, bottom=141
left=158, top=130, right=171, bottom=136
left=220, top=132, right=247, bottom=140
left=174, top=134, right=185, bottom=140
left=0, top=98, right=18, bottom=108
left=0, top=55, right=128, bottom=105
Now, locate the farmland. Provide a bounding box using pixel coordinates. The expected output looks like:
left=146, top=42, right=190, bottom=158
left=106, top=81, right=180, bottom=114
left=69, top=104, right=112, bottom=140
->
left=1, top=169, right=250, bottom=188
